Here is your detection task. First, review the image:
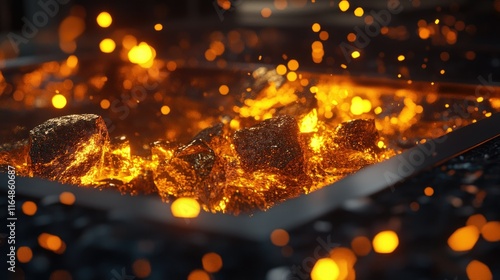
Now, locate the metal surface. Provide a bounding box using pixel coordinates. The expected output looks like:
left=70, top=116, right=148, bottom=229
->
left=2, top=112, right=499, bottom=241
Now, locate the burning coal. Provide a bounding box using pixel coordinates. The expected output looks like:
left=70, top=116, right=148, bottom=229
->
left=1, top=111, right=389, bottom=214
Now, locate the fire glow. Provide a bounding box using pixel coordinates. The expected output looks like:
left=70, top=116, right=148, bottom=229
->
left=1, top=57, right=498, bottom=216
left=1, top=7, right=498, bottom=216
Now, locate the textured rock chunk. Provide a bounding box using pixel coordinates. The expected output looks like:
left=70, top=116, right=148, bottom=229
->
left=233, top=115, right=305, bottom=176
left=29, top=114, right=109, bottom=184
left=335, top=119, right=378, bottom=151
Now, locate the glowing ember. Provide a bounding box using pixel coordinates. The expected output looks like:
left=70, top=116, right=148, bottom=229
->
left=287, top=59, right=299, bottom=71
left=423, top=186, right=434, bottom=196
left=38, top=233, right=65, bottom=253
left=311, top=23, right=321, bottom=32
left=354, top=7, right=364, bottom=17
left=59, top=192, right=76, bottom=205
left=66, top=55, right=78, bottom=68
left=466, top=260, right=493, bottom=280
left=187, top=270, right=210, bottom=280
left=351, top=51, right=360, bottom=59
left=372, top=230, right=399, bottom=253
left=171, top=197, right=201, bottom=218
left=218, top=85, right=229, bottom=95
left=154, top=23, right=163, bottom=31
left=270, top=229, right=290, bottom=247
left=96, top=12, right=112, bottom=28
left=201, top=252, right=223, bottom=273
left=99, top=38, right=116, bottom=53
left=351, top=236, right=372, bottom=256
left=128, top=42, right=156, bottom=67
left=329, top=247, right=357, bottom=279
left=311, top=258, right=340, bottom=280
left=17, top=246, right=33, bottom=263
left=338, top=0, right=349, bottom=12
left=481, top=221, right=500, bottom=242
left=447, top=225, right=480, bottom=251
left=132, top=259, right=151, bottom=278
left=52, top=94, right=67, bottom=109
left=466, top=214, right=487, bottom=229
left=21, top=201, right=37, bottom=216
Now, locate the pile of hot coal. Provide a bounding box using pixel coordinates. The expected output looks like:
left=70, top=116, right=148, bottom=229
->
left=1, top=113, right=388, bottom=214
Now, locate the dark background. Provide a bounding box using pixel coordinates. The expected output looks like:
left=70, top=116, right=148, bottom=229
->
left=1, top=0, right=499, bottom=83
